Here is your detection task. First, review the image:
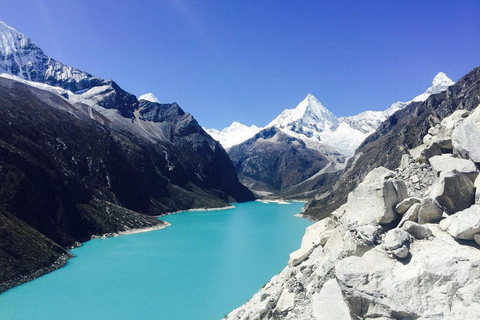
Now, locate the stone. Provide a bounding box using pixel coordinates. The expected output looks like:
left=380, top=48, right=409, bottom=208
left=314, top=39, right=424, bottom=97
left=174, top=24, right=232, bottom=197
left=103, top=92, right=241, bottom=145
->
left=276, top=288, right=295, bottom=312
left=398, top=203, right=420, bottom=227
left=439, top=205, right=480, bottom=240
left=353, top=225, right=382, bottom=246
left=288, top=218, right=336, bottom=267
left=395, top=197, right=421, bottom=214
left=409, top=144, right=424, bottom=159
left=400, top=154, right=410, bottom=170
left=428, top=154, right=478, bottom=182
left=383, top=228, right=412, bottom=258
left=474, top=234, right=480, bottom=246
left=402, top=221, right=433, bottom=239
left=419, top=143, right=443, bottom=163
left=418, top=198, right=443, bottom=224
left=428, top=125, right=440, bottom=136
left=423, top=134, right=434, bottom=145
left=339, top=167, right=407, bottom=227
left=441, top=109, right=470, bottom=131
left=452, top=106, right=480, bottom=164
left=392, top=245, right=409, bottom=259
left=411, top=175, right=420, bottom=184
left=312, top=279, right=352, bottom=320
left=430, top=170, right=475, bottom=214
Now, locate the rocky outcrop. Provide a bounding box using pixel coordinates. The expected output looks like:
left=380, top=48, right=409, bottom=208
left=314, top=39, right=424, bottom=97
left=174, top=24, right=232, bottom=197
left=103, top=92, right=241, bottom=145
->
left=225, top=103, right=480, bottom=320
left=304, top=66, right=480, bottom=220
left=333, top=167, right=407, bottom=228
left=452, top=106, right=480, bottom=163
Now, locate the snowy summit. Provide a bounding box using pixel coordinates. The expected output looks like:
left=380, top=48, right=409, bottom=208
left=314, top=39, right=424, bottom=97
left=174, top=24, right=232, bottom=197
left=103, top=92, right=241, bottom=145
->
left=207, top=73, right=455, bottom=157
left=139, top=93, right=160, bottom=103
left=267, top=93, right=339, bottom=133
left=205, top=122, right=262, bottom=149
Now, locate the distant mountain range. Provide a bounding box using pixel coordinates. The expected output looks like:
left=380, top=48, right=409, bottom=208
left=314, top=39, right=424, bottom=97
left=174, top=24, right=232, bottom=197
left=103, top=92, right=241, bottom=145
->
left=206, top=72, right=454, bottom=194
left=207, top=72, right=454, bottom=156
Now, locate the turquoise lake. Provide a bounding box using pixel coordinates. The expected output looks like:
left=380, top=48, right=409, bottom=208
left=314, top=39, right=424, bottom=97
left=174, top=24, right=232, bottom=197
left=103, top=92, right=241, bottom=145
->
left=0, top=201, right=311, bottom=320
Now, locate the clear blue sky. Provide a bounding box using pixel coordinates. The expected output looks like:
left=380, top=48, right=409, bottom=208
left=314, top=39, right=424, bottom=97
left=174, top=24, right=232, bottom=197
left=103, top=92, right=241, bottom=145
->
left=2, top=1, right=479, bottom=129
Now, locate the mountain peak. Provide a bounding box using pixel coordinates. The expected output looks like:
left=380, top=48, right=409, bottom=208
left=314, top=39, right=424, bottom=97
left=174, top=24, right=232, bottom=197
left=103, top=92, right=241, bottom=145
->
left=0, top=20, right=33, bottom=57
left=204, top=121, right=262, bottom=149
left=139, top=92, right=160, bottom=103
left=412, top=72, right=454, bottom=102
left=432, top=72, right=454, bottom=90
left=267, top=93, right=338, bottom=133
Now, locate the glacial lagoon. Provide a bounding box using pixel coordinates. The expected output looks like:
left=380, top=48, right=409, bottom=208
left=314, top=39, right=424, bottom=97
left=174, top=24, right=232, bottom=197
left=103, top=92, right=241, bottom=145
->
left=0, top=201, right=311, bottom=320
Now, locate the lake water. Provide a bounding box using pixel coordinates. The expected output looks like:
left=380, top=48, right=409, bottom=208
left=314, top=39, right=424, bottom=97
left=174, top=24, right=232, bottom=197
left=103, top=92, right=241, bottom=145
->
left=0, top=201, right=311, bottom=320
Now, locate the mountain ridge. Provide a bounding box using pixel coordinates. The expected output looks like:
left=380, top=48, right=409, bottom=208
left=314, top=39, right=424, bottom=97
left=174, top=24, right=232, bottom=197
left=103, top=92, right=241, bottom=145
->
left=207, top=72, right=454, bottom=157
left=0, top=20, right=254, bottom=292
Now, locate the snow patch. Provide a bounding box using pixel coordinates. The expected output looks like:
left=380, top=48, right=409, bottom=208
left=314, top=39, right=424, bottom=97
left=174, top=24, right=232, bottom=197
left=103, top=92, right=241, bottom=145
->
left=139, top=93, right=160, bottom=103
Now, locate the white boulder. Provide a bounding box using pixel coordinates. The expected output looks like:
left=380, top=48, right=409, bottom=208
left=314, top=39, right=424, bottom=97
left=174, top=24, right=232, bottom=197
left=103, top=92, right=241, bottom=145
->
left=452, top=105, right=480, bottom=164
left=430, top=169, right=475, bottom=214
left=395, top=197, right=421, bottom=214
left=439, top=205, right=480, bottom=240
left=428, top=154, right=478, bottom=181
left=441, top=109, right=469, bottom=131
left=398, top=203, right=420, bottom=228
left=275, top=289, right=295, bottom=312
left=340, top=167, right=407, bottom=227
left=383, top=228, right=412, bottom=259
left=312, top=279, right=352, bottom=320
left=288, top=218, right=336, bottom=267
left=336, top=225, right=480, bottom=320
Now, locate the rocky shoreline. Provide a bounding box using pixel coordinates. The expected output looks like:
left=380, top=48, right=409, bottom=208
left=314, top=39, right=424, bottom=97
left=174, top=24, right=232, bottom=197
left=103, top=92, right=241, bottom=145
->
left=225, top=106, right=480, bottom=319
left=0, top=254, right=72, bottom=294
left=90, top=221, right=171, bottom=239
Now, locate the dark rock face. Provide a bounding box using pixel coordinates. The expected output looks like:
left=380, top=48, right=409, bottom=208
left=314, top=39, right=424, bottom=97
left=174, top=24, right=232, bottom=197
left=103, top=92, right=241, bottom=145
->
left=228, top=127, right=330, bottom=191
left=0, top=77, right=253, bottom=291
left=0, top=205, right=72, bottom=293
left=304, top=66, right=480, bottom=219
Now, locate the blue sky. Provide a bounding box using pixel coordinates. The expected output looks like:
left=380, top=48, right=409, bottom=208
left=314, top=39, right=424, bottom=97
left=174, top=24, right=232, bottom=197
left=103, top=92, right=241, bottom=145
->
left=2, top=1, right=479, bottom=129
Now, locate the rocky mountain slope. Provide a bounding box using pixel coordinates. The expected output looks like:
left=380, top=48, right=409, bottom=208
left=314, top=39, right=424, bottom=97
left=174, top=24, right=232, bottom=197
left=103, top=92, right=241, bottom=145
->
left=304, top=66, right=480, bottom=220
left=228, top=127, right=335, bottom=192
left=225, top=92, right=480, bottom=320
left=0, top=21, right=254, bottom=292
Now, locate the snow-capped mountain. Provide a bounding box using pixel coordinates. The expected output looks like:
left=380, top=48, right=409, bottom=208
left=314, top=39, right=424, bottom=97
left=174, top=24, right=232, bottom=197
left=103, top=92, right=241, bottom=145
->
left=266, top=94, right=365, bottom=157
left=208, top=72, right=454, bottom=156
left=0, top=21, right=101, bottom=93
left=139, top=92, right=160, bottom=103
left=204, top=122, right=262, bottom=149
left=341, top=72, right=455, bottom=135
left=267, top=93, right=339, bottom=133
left=412, top=72, right=455, bottom=102
left=0, top=19, right=254, bottom=205
left=269, top=73, right=454, bottom=157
